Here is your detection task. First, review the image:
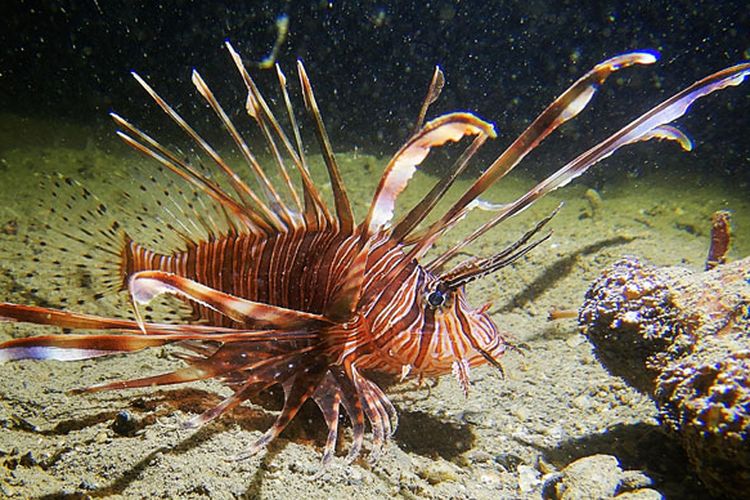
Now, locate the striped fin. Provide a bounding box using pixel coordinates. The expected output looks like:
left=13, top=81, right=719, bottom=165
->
left=391, top=133, right=489, bottom=242
left=410, top=51, right=657, bottom=259
left=184, top=345, right=319, bottom=428
left=111, top=113, right=271, bottom=236
left=225, top=42, right=332, bottom=229
left=0, top=302, right=317, bottom=363
left=363, top=112, right=496, bottom=237
left=312, top=372, right=344, bottom=466
left=116, top=163, right=235, bottom=252
left=274, top=63, right=332, bottom=229
left=297, top=61, right=355, bottom=233
left=430, top=60, right=750, bottom=270
left=230, top=69, right=302, bottom=221
left=445, top=51, right=658, bottom=216
left=5, top=174, right=126, bottom=310
left=232, top=363, right=327, bottom=460
left=333, top=369, right=366, bottom=462
left=0, top=334, right=172, bottom=362
left=0, top=302, right=145, bottom=331
left=0, top=330, right=312, bottom=363
left=0, top=303, right=315, bottom=337
left=390, top=65, right=451, bottom=240
left=129, top=73, right=287, bottom=232
left=190, top=70, right=297, bottom=229
left=185, top=378, right=276, bottom=429
left=81, top=341, right=309, bottom=393
left=413, top=65, right=445, bottom=133
left=452, top=359, right=471, bottom=398
left=128, top=270, right=332, bottom=331
left=351, top=366, right=397, bottom=461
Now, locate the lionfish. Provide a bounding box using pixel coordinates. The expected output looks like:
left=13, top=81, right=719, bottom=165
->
left=1, top=44, right=748, bottom=465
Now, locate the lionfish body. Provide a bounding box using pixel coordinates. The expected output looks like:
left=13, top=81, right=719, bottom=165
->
left=1, top=44, right=748, bottom=463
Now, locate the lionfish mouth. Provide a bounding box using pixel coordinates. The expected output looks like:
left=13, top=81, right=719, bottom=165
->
left=0, top=42, right=748, bottom=467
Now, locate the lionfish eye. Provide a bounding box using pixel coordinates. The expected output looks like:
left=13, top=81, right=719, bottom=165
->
left=426, top=290, right=445, bottom=308
left=425, top=282, right=450, bottom=309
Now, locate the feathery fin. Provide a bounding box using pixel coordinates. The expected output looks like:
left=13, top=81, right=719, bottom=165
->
left=297, top=61, right=355, bottom=232
left=128, top=270, right=332, bottom=331
left=111, top=113, right=270, bottom=235
left=392, top=133, right=488, bottom=242
left=408, top=51, right=657, bottom=263
left=275, top=63, right=331, bottom=228
left=364, top=112, right=496, bottom=237
left=430, top=60, right=750, bottom=270
left=190, top=70, right=295, bottom=228
left=413, top=65, right=445, bottom=133
left=129, top=72, right=286, bottom=231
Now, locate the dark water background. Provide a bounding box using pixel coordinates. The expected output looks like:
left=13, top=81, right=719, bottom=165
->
left=1, top=0, right=748, bottom=184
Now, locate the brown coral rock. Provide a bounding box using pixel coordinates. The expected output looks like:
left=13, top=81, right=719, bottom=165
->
left=579, top=256, right=750, bottom=497
left=656, top=337, right=750, bottom=496
left=578, top=257, right=689, bottom=393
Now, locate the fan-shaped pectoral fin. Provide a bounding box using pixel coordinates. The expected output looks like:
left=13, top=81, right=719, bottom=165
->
left=312, top=372, right=344, bottom=468
left=330, top=369, right=366, bottom=463
left=0, top=330, right=173, bottom=363
left=231, top=369, right=326, bottom=461
left=351, top=366, right=398, bottom=462
left=128, top=270, right=332, bottom=332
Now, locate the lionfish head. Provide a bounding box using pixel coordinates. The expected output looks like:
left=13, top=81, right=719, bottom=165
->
left=402, top=205, right=563, bottom=395
left=396, top=269, right=506, bottom=397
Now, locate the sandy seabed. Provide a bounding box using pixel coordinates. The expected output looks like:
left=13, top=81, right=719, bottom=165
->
left=0, top=114, right=748, bottom=499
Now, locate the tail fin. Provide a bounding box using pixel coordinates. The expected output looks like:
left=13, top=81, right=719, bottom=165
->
left=0, top=174, right=126, bottom=314
left=1, top=171, right=200, bottom=322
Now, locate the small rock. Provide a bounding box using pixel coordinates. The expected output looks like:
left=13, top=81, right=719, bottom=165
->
left=584, top=188, right=603, bottom=213
left=480, top=471, right=501, bottom=486
left=494, top=452, right=523, bottom=472
left=111, top=410, right=139, bottom=437
left=347, top=468, right=364, bottom=486
left=79, top=479, right=98, bottom=490
left=554, top=454, right=621, bottom=499
left=619, top=470, right=654, bottom=491
left=19, top=451, right=37, bottom=467
left=517, top=464, right=541, bottom=493
left=466, top=449, right=492, bottom=464
left=546, top=454, right=662, bottom=500
left=1, top=219, right=17, bottom=235
left=572, top=394, right=592, bottom=410
left=510, top=405, right=530, bottom=420
left=616, top=490, right=663, bottom=500
left=416, top=460, right=460, bottom=485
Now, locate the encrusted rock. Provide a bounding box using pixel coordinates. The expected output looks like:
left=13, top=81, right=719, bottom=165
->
left=656, top=332, right=750, bottom=495
left=579, top=258, right=688, bottom=393
left=579, top=256, right=750, bottom=497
